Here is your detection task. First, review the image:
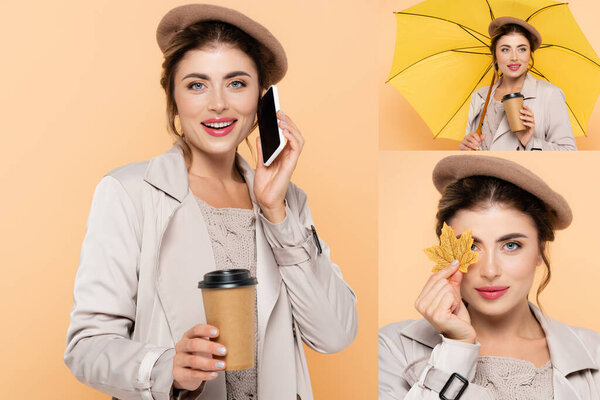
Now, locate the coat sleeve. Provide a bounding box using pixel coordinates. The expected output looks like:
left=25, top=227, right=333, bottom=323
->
left=527, top=86, right=577, bottom=151
left=257, top=183, right=358, bottom=353
left=64, top=176, right=177, bottom=400
left=379, top=323, right=491, bottom=400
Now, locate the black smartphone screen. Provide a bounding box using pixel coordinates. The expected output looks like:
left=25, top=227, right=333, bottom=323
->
left=257, top=87, right=281, bottom=163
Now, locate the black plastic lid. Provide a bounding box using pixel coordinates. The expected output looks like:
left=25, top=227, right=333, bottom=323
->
left=501, top=92, right=524, bottom=102
left=198, top=269, right=258, bottom=289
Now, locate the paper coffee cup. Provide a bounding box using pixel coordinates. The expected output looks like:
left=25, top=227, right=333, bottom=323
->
left=198, top=269, right=257, bottom=370
left=501, top=92, right=526, bottom=133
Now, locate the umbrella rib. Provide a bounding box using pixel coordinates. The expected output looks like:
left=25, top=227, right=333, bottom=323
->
left=387, top=47, right=490, bottom=83
left=539, top=44, right=600, bottom=68
left=530, top=66, right=586, bottom=136
left=526, top=3, right=568, bottom=22
left=434, top=63, right=494, bottom=138
left=484, top=0, right=495, bottom=21
left=452, top=50, right=491, bottom=55
left=395, top=12, right=489, bottom=46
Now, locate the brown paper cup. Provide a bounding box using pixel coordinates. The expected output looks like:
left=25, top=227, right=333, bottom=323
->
left=198, top=269, right=257, bottom=370
left=502, top=93, right=526, bottom=133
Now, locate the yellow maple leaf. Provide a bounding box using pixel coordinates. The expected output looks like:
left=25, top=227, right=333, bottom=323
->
left=424, top=222, right=478, bottom=273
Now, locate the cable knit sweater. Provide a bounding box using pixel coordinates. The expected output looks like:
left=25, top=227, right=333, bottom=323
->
left=474, top=356, right=553, bottom=399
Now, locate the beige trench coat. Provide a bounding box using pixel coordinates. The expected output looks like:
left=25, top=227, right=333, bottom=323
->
left=379, top=304, right=600, bottom=399
left=466, top=73, right=577, bottom=150
left=65, top=146, right=358, bottom=400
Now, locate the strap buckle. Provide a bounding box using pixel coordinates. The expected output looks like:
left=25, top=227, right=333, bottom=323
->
left=439, top=372, right=468, bottom=400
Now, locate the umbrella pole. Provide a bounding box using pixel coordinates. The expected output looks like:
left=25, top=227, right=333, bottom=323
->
left=476, top=71, right=497, bottom=136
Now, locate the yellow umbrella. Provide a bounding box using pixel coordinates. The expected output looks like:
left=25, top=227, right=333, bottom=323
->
left=387, top=0, right=600, bottom=140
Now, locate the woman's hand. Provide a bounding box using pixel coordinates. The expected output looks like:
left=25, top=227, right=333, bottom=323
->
left=415, top=261, right=476, bottom=344
left=515, top=105, right=535, bottom=147
left=172, top=324, right=227, bottom=391
left=254, top=111, right=304, bottom=223
left=459, top=132, right=485, bottom=151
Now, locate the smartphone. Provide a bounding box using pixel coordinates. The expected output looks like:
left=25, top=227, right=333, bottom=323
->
left=257, top=85, right=286, bottom=166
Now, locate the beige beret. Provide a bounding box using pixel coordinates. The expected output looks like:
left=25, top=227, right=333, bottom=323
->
left=432, top=155, right=572, bottom=230
left=156, top=4, right=287, bottom=85
left=489, top=16, right=542, bottom=51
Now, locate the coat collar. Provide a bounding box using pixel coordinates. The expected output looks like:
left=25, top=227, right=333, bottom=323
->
left=477, top=72, right=538, bottom=101
left=144, top=146, right=188, bottom=202
left=399, top=303, right=598, bottom=376
left=143, top=145, right=258, bottom=204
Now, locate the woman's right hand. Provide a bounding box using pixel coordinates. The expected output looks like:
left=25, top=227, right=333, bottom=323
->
left=415, top=261, right=476, bottom=344
left=459, top=132, right=485, bottom=151
left=173, top=324, right=227, bottom=391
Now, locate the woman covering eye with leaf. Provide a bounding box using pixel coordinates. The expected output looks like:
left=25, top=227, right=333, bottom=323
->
left=379, top=155, right=600, bottom=399
left=460, top=17, right=576, bottom=151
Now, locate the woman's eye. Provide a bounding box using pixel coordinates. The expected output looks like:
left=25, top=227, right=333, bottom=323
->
left=503, top=242, right=521, bottom=251
left=188, top=82, right=205, bottom=90
left=230, top=80, right=246, bottom=88
left=470, top=243, right=479, bottom=252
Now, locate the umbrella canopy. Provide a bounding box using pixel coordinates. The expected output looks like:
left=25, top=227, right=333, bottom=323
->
left=388, top=0, right=600, bottom=140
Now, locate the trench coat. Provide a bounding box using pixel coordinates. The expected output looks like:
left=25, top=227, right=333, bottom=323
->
left=379, top=304, right=600, bottom=399
left=64, top=146, right=358, bottom=400
left=465, top=73, right=577, bottom=150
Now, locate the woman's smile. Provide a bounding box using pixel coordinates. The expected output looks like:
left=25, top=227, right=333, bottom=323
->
left=201, top=117, right=238, bottom=137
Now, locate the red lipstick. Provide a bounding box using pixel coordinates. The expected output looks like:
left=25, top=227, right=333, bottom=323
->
left=476, top=286, right=509, bottom=299
left=201, top=117, right=237, bottom=137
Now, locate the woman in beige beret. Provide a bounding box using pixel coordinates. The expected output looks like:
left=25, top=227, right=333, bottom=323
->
left=379, top=155, right=600, bottom=399
left=64, top=4, right=357, bottom=400
left=460, top=18, right=577, bottom=151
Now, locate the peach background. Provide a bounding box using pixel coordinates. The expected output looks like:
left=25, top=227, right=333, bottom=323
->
left=0, top=1, right=377, bottom=399
left=378, top=0, right=600, bottom=150
left=379, top=151, right=600, bottom=333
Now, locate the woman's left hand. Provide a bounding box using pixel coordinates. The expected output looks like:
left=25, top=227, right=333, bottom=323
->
left=254, top=111, right=304, bottom=223
left=516, top=105, right=535, bottom=147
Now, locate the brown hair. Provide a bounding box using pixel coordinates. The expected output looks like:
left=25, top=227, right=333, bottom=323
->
left=436, top=176, right=554, bottom=308
left=159, top=20, right=269, bottom=164
left=489, top=23, right=535, bottom=73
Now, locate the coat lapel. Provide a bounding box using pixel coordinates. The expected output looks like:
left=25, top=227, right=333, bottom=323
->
left=531, top=305, right=598, bottom=400
left=144, top=147, right=216, bottom=342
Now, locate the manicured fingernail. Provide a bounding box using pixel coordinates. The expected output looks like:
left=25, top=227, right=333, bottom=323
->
left=217, top=347, right=227, bottom=355
left=216, top=361, right=225, bottom=368
left=451, top=260, right=459, bottom=266
left=210, top=372, right=218, bottom=377
left=280, top=120, right=287, bottom=125
left=279, top=110, right=285, bottom=116
left=210, top=329, right=218, bottom=336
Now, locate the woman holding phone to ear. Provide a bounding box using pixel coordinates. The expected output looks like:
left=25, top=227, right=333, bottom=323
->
left=64, top=4, right=357, bottom=400
left=460, top=17, right=576, bottom=151
left=379, top=155, right=600, bottom=399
